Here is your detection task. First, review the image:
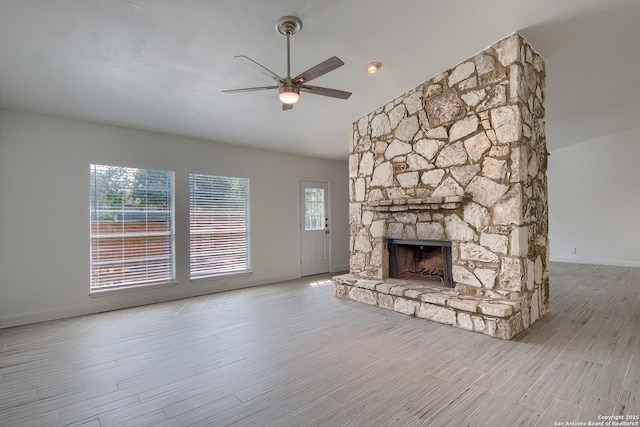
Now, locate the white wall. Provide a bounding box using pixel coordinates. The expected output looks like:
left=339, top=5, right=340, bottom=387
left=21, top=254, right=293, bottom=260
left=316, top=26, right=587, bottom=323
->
left=0, top=110, right=349, bottom=327
left=548, top=124, right=640, bottom=267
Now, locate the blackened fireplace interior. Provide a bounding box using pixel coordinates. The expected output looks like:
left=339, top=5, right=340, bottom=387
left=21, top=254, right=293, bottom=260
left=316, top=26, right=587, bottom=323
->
left=388, top=239, right=453, bottom=287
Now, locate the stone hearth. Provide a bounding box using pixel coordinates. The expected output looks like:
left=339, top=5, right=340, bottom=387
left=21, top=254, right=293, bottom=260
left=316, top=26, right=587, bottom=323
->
left=334, top=33, right=549, bottom=339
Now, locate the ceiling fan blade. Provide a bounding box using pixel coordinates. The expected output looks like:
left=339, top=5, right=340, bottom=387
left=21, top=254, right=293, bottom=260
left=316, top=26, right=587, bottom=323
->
left=293, top=56, right=344, bottom=84
left=222, top=86, right=279, bottom=94
left=282, top=103, right=294, bottom=111
left=300, top=85, right=352, bottom=99
left=235, top=55, right=283, bottom=82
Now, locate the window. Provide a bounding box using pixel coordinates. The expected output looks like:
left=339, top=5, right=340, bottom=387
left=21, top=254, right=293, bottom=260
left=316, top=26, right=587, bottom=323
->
left=90, top=164, right=175, bottom=290
left=304, top=187, right=325, bottom=230
left=189, top=174, right=249, bottom=279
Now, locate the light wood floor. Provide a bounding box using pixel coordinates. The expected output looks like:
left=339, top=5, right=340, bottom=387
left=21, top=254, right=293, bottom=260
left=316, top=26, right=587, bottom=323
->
left=1, top=263, right=639, bottom=427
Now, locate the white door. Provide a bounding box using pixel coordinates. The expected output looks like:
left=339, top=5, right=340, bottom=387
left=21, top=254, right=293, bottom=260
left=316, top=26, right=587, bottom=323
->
left=300, top=181, right=330, bottom=276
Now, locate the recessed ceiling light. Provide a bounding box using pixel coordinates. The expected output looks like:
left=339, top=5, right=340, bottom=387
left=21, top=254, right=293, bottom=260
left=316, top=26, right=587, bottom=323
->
left=366, top=62, right=381, bottom=74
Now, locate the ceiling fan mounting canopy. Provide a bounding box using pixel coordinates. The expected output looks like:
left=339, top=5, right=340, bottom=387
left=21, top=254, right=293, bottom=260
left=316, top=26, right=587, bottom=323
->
left=223, top=15, right=352, bottom=111
left=276, top=16, right=302, bottom=36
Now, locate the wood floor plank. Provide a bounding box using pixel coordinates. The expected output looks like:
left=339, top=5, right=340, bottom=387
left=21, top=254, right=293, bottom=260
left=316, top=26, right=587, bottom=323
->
left=0, top=263, right=639, bottom=426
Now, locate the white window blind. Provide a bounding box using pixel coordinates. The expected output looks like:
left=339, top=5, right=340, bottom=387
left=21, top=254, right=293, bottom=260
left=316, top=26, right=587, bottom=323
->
left=189, top=174, right=249, bottom=279
left=90, top=164, right=175, bottom=290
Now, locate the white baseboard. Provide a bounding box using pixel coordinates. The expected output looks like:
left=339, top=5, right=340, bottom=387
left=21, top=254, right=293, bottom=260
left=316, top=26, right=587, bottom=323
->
left=551, top=257, right=640, bottom=268
left=0, top=272, right=300, bottom=329
left=331, top=263, right=349, bottom=273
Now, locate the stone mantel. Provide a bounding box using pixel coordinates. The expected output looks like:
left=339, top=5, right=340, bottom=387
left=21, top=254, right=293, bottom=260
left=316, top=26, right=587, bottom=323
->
left=366, top=196, right=465, bottom=212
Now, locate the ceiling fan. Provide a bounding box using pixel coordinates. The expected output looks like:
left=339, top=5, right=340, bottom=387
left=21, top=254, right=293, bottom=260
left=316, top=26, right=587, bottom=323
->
left=223, top=16, right=352, bottom=111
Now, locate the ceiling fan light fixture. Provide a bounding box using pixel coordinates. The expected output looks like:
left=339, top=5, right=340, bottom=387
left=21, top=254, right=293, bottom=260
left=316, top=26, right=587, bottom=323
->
left=279, top=83, right=300, bottom=104
left=279, top=91, right=300, bottom=104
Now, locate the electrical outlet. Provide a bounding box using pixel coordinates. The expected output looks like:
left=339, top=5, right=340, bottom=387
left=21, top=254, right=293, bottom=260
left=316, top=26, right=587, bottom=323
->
left=571, top=246, right=577, bottom=254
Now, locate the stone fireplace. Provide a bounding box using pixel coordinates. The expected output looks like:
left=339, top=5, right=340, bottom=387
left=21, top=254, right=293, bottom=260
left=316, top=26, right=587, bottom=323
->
left=333, top=33, right=549, bottom=339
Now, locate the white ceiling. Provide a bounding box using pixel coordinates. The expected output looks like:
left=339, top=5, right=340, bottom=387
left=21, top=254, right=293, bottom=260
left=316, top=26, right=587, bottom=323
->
left=0, top=0, right=639, bottom=160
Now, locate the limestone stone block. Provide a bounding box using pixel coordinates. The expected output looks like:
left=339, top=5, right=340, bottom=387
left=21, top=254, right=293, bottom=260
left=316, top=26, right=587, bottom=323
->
left=350, top=252, right=365, bottom=271
left=407, top=153, right=432, bottom=171
left=447, top=298, right=479, bottom=312
left=477, top=85, right=506, bottom=112
left=479, top=233, right=508, bottom=255
left=397, top=171, right=419, bottom=188
left=348, top=287, right=377, bottom=305
left=361, top=210, right=374, bottom=226
left=493, top=185, right=524, bottom=225
left=371, top=113, right=391, bottom=138
left=395, top=116, right=420, bottom=142
left=465, top=176, right=509, bottom=207
left=450, top=165, right=480, bottom=187
left=403, top=225, right=417, bottom=239
left=354, top=231, right=373, bottom=253
left=531, top=289, right=540, bottom=324
left=452, top=265, right=482, bottom=287
left=357, top=116, right=369, bottom=136
left=390, top=285, right=405, bottom=297
left=387, top=222, right=403, bottom=239
left=376, top=283, right=393, bottom=294
left=369, top=220, right=386, bottom=239
left=333, top=284, right=350, bottom=298
left=509, top=226, right=529, bottom=257
left=478, top=302, right=514, bottom=317
left=457, top=312, right=474, bottom=330
left=359, top=152, right=375, bottom=176
left=445, top=214, right=477, bottom=242
left=475, top=268, right=498, bottom=289
left=371, top=242, right=383, bottom=267
left=435, top=141, right=468, bottom=168
left=349, top=203, right=361, bottom=226
left=356, top=279, right=382, bottom=290
left=387, top=187, right=407, bottom=200
left=460, top=243, right=500, bottom=263
left=476, top=53, right=496, bottom=75
left=499, top=257, right=524, bottom=291
left=415, top=138, right=443, bottom=161
left=421, top=169, right=445, bottom=187
left=495, top=33, right=520, bottom=66
left=420, top=291, right=448, bottom=305
left=431, top=177, right=464, bottom=198
left=472, top=316, right=486, bottom=332
left=417, top=303, right=456, bottom=325
left=371, top=161, right=394, bottom=187
left=425, top=127, right=448, bottom=139
left=449, top=61, right=476, bottom=86
left=385, top=140, right=412, bottom=160
left=534, top=255, right=543, bottom=284
left=354, top=178, right=366, bottom=202
left=482, top=157, right=507, bottom=180
left=389, top=104, right=407, bottom=129
left=425, top=89, right=466, bottom=127
left=403, top=92, right=423, bottom=115
left=449, top=115, right=479, bottom=142
left=510, top=146, right=527, bottom=183
left=416, top=222, right=445, bottom=240
left=490, top=105, right=522, bottom=144
left=349, top=154, right=359, bottom=178
left=379, top=293, right=394, bottom=310
left=461, top=89, right=486, bottom=107
left=392, top=212, right=417, bottom=225
left=463, top=132, right=491, bottom=162
left=463, top=202, right=490, bottom=231
left=489, top=145, right=511, bottom=158
left=526, top=259, right=535, bottom=291
left=394, top=297, right=419, bottom=315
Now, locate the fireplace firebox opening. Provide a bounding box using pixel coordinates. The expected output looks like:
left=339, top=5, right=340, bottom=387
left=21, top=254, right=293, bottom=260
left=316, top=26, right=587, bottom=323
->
left=388, top=239, right=453, bottom=287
